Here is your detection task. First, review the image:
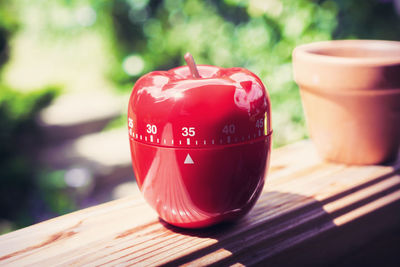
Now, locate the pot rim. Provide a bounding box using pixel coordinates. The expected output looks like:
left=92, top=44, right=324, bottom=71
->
left=293, top=40, right=400, bottom=66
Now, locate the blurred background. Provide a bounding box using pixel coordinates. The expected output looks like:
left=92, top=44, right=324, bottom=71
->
left=1, top=0, right=399, bottom=234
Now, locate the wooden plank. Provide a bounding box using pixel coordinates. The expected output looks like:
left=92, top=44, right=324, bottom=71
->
left=1, top=140, right=399, bottom=266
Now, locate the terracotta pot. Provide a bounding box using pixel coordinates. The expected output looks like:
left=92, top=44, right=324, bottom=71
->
left=293, top=40, right=400, bottom=164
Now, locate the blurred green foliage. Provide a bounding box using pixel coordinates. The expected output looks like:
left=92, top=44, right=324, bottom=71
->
left=6, top=0, right=399, bottom=146
left=0, top=1, right=65, bottom=233
left=0, top=0, right=19, bottom=66
left=102, top=0, right=400, bottom=145
left=0, top=85, right=62, bottom=233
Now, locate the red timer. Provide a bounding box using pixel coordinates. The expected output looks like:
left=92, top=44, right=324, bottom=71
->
left=128, top=53, right=272, bottom=228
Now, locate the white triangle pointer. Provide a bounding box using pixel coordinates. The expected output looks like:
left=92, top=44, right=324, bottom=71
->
left=184, top=153, right=194, bottom=164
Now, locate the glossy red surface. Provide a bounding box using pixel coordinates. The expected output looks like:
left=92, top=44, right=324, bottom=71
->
left=128, top=65, right=272, bottom=228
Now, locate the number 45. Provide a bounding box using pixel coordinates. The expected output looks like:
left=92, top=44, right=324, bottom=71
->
left=256, top=119, right=264, bottom=128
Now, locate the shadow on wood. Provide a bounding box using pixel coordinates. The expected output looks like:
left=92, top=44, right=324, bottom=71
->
left=159, top=170, right=400, bottom=266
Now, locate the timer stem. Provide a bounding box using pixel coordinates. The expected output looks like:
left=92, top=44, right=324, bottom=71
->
left=184, top=52, right=201, bottom=78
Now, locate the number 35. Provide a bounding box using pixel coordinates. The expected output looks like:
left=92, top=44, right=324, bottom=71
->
left=182, top=127, right=195, bottom=136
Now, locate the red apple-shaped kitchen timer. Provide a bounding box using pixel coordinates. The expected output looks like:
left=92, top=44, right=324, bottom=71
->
left=128, top=53, right=272, bottom=228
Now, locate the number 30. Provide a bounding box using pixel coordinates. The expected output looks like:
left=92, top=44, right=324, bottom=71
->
left=146, top=124, right=157, bottom=134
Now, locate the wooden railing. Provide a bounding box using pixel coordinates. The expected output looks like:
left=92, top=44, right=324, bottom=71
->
left=1, top=140, right=400, bottom=266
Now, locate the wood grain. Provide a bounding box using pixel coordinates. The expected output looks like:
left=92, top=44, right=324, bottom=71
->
left=1, top=140, right=399, bottom=266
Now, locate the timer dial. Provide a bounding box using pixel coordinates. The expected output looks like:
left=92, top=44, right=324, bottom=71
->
left=128, top=62, right=272, bottom=228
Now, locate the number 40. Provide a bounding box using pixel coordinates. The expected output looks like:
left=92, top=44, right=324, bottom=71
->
left=222, top=124, right=235, bottom=134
